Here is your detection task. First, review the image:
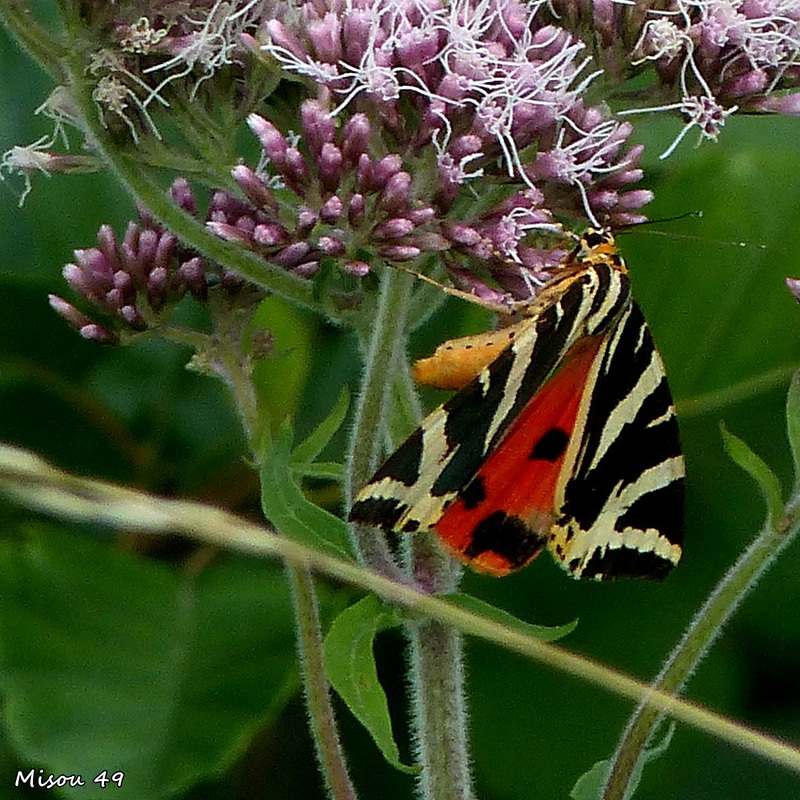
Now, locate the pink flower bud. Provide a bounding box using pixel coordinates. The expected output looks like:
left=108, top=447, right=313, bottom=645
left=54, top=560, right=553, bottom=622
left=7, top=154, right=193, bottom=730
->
left=170, top=178, right=197, bottom=215
left=232, top=165, right=278, bottom=212
left=272, top=242, right=312, bottom=268
left=342, top=114, right=371, bottom=165
left=301, top=99, right=336, bottom=157
left=80, top=324, right=117, bottom=343
left=307, top=12, right=342, bottom=63
left=378, top=172, right=412, bottom=213
left=254, top=223, right=290, bottom=246
left=48, top=295, right=92, bottom=330
left=378, top=244, right=421, bottom=262
left=321, top=195, right=344, bottom=224
left=347, top=194, right=365, bottom=226
left=318, top=142, right=343, bottom=192
left=247, top=114, right=289, bottom=168
left=318, top=236, right=346, bottom=255
left=372, top=217, right=415, bottom=240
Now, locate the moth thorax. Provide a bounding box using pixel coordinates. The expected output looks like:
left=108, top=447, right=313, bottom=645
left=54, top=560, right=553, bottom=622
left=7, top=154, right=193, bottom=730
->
left=576, top=229, right=628, bottom=273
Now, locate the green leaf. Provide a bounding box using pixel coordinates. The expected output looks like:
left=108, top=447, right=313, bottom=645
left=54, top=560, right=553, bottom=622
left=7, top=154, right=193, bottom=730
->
left=721, top=423, right=784, bottom=524
left=570, top=723, right=676, bottom=800
left=444, top=593, right=578, bottom=642
left=570, top=760, right=611, bottom=800
left=291, top=387, right=350, bottom=467
left=252, top=295, right=313, bottom=436
left=0, top=526, right=299, bottom=800
left=786, top=369, right=800, bottom=490
left=323, top=596, right=417, bottom=774
left=260, top=423, right=353, bottom=559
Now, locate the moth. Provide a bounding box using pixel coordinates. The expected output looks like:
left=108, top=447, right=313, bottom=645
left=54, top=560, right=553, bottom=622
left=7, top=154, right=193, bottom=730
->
left=349, top=229, right=684, bottom=580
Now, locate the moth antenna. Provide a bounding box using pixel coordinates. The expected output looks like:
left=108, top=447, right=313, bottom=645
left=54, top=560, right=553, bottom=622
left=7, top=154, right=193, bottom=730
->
left=627, top=228, right=769, bottom=251
left=391, top=262, right=515, bottom=315
left=617, top=210, right=704, bottom=231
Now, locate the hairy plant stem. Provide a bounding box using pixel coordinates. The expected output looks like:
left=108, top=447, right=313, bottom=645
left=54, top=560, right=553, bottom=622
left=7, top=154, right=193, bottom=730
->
left=389, top=349, right=474, bottom=800
left=346, top=265, right=413, bottom=576
left=289, top=568, right=358, bottom=800
left=210, top=320, right=356, bottom=800
left=406, top=620, right=473, bottom=800
left=603, top=498, right=800, bottom=800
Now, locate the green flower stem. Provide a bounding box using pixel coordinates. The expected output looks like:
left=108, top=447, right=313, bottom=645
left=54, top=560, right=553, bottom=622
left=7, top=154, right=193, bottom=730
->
left=4, top=443, right=800, bottom=776
left=289, top=568, right=358, bottom=800
left=208, top=328, right=356, bottom=800
left=387, top=366, right=423, bottom=453
left=346, top=265, right=414, bottom=575
left=57, top=51, right=322, bottom=316
left=602, top=501, right=800, bottom=800
left=0, top=0, right=66, bottom=79
left=387, top=345, right=473, bottom=800
left=407, top=620, right=473, bottom=800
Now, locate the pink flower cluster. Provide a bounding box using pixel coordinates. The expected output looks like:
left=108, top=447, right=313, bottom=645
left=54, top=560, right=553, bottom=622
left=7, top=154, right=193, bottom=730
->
left=50, top=179, right=250, bottom=342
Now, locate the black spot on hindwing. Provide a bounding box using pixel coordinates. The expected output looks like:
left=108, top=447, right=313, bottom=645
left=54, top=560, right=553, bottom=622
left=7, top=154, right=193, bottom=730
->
left=460, top=476, right=487, bottom=509
left=530, top=427, right=569, bottom=461
left=462, top=511, right=546, bottom=570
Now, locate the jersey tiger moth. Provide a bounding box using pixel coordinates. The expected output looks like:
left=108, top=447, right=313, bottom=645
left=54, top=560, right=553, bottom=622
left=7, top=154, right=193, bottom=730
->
left=349, top=229, right=684, bottom=580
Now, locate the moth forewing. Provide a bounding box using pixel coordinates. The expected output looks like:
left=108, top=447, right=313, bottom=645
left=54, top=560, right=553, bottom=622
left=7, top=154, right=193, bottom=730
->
left=350, top=229, right=685, bottom=581
left=548, top=301, right=685, bottom=580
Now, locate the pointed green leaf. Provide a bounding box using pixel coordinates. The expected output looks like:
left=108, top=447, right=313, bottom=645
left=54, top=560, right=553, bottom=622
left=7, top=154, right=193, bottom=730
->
left=570, top=760, right=611, bottom=800
left=0, top=527, right=298, bottom=800
left=260, top=424, right=353, bottom=560
left=444, top=593, right=577, bottom=642
left=721, top=423, right=784, bottom=524
left=786, top=369, right=800, bottom=489
left=323, top=596, right=417, bottom=773
left=292, top=387, right=350, bottom=467
left=570, top=723, right=675, bottom=800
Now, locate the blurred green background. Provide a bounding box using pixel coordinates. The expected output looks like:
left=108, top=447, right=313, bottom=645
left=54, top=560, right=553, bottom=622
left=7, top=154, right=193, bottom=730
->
left=2, top=16, right=800, bottom=800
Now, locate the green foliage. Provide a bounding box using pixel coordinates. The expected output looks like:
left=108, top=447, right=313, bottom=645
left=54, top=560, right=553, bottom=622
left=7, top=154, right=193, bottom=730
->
left=251, top=296, right=313, bottom=435
left=444, top=593, right=577, bottom=642
left=323, top=596, right=415, bottom=773
left=291, top=387, right=349, bottom=483
left=322, top=591, right=575, bottom=775
left=786, top=370, right=800, bottom=491
left=570, top=724, right=675, bottom=800
left=0, top=526, right=298, bottom=799
left=721, top=423, right=784, bottom=525
left=259, top=422, right=353, bottom=560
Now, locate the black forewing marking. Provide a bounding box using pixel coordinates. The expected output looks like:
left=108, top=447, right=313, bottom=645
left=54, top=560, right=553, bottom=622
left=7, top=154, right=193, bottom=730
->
left=368, top=427, right=424, bottom=487
left=560, top=302, right=683, bottom=545
left=349, top=497, right=405, bottom=528
left=615, top=480, right=684, bottom=544
left=433, top=347, right=516, bottom=496
left=432, top=275, right=593, bottom=499
left=579, top=545, right=675, bottom=581
left=588, top=262, right=611, bottom=317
